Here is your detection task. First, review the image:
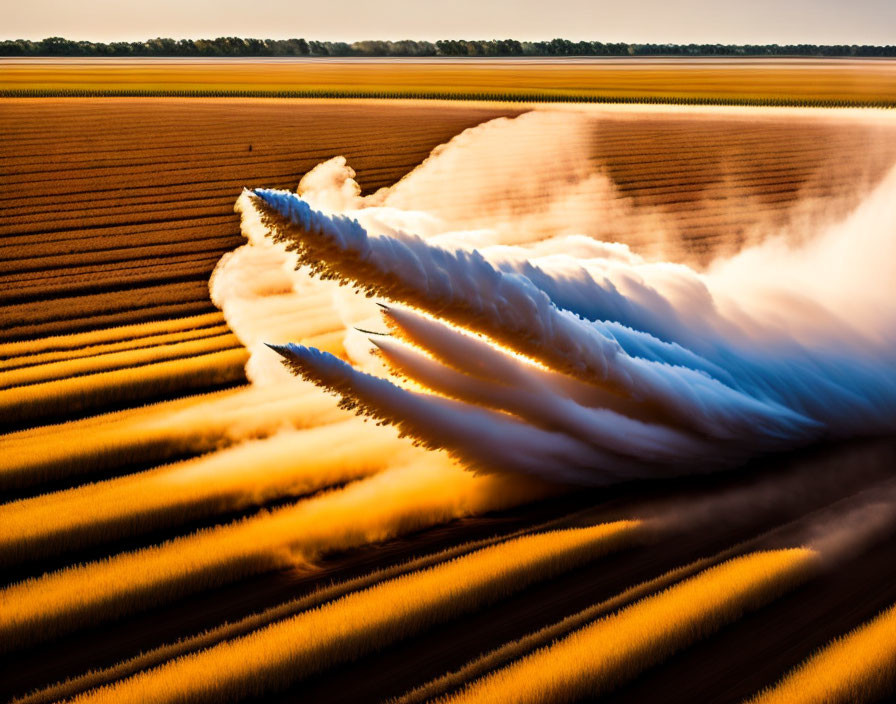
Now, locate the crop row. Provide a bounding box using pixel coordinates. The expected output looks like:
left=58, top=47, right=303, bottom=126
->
left=0, top=123, right=794, bottom=171
left=0, top=459, right=550, bottom=651
left=0, top=331, right=239, bottom=391
left=1, top=136, right=455, bottom=184
left=3, top=89, right=895, bottom=108
left=0, top=377, right=357, bottom=494
left=1, top=142, right=448, bottom=199
left=0, top=346, right=248, bottom=429
left=0, top=277, right=208, bottom=315
left=395, top=552, right=721, bottom=704
left=0, top=312, right=226, bottom=358
left=0, top=300, right=221, bottom=349
left=0, top=418, right=395, bottom=566
left=444, top=549, right=819, bottom=703
left=15, top=508, right=588, bottom=704
left=0, top=260, right=223, bottom=308
left=749, top=600, right=896, bottom=704
left=0, top=322, right=229, bottom=374
left=65, top=522, right=639, bottom=704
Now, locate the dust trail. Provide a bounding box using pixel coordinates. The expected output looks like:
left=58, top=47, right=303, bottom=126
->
left=251, top=190, right=818, bottom=442
left=251, top=162, right=895, bottom=483
left=214, top=108, right=896, bottom=491
left=272, top=343, right=656, bottom=485
left=370, top=324, right=727, bottom=464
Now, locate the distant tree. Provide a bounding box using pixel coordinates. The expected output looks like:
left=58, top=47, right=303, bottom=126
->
left=38, top=37, right=79, bottom=55
left=394, top=40, right=437, bottom=56
left=326, top=41, right=352, bottom=56
left=146, top=37, right=178, bottom=55
left=2, top=37, right=895, bottom=58
left=0, top=40, right=31, bottom=55
left=496, top=39, right=524, bottom=55
left=245, top=38, right=268, bottom=55
left=175, top=39, right=197, bottom=56
left=436, top=40, right=467, bottom=56
left=352, top=40, right=389, bottom=56
left=268, top=38, right=309, bottom=56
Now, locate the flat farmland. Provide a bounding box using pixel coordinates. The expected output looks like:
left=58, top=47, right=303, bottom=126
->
left=2, top=58, right=896, bottom=105
left=0, top=100, right=527, bottom=432
left=3, top=97, right=896, bottom=704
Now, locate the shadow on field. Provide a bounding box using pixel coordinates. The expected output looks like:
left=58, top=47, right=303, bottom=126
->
left=9, top=435, right=889, bottom=703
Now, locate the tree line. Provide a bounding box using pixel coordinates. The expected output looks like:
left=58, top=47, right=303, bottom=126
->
left=2, top=37, right=894, bottom=57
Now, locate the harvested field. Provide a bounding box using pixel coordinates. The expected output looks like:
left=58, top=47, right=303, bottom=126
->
left=747, top=600, right=896, bottom=704
left=0, top=419, right=406, bottom=566
left=3, top=95, right=896, bottom=704
left=65, top=523, right=638, bottom=704
left=2, top=58, right=896, bottom=106
left=0, top=459, right=549, bottom=651
left=442, top=549, right=819, bottom=704
left=0, top=99, right=525, bottom=341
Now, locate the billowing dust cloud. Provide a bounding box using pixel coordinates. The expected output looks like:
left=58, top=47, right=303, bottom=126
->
left=217, top=109, right=895, bottom=488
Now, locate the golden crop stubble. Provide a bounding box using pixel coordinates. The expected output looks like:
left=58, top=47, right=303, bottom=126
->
left=0, top=418, right=408, bottom=565
left=393, top=552, right=724, bottom=704
left=0, top=347, right=249, bottom=426
left=0, top=380, right=348, bottom=491
left=747, top=600, right=896, bottom=704
left=14, top=509, right=587, bottom=704
left=0, top=312, right=226, bottom=361
left=0, top=458, right=554, bottom=651
left=69, top=521, right=641, bottom=704
left=0, top=331, right=240, bottom=389
left=443, top=548, right=820, bottom=704
left=0, top=323, right=231, bottom=373
left=2, top=62, right=896, bottom=105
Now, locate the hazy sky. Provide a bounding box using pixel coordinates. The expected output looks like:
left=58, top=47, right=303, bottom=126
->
left=5, top=0, right=895, bottom=45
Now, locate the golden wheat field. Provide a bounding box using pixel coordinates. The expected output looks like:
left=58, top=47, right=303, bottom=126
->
left=2, top=87, right=896, bottom=704
left=3, top=58, right=896, bottom=106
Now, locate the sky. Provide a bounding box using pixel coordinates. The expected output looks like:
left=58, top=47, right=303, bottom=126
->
left=4, top=0, right=895, bottom=45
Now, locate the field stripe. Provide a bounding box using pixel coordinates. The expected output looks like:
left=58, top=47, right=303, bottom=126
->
left=63, top=521, right=640, bottom=704
left=0, top=346, right=248, bottom=427
left=0, top=301, right=223, bottom=343
left=0, top=332, right=239, bottom=389
left=0, top=312, right=226, bottom=358
left=746, top=600, right=896, bottom=704
left=395, top=553, right=723, bottom=704
left=0, top=418, right=400, bottom=566
left=11, top=510, right=591, bottom=704
left=0, top=324, right=231, bottom=373
left=443, top=549, right=819, bottom=704
left=0, top=459, right=551, bottom=651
